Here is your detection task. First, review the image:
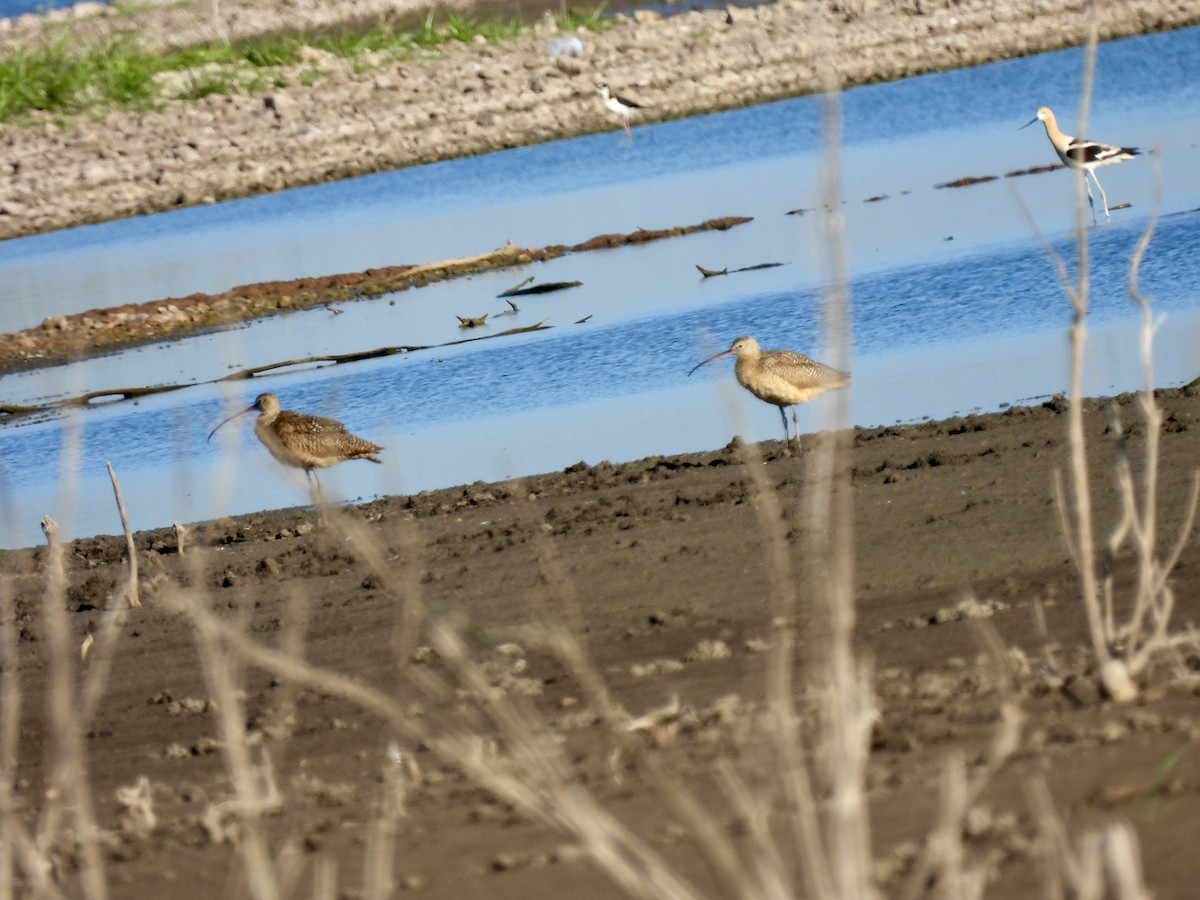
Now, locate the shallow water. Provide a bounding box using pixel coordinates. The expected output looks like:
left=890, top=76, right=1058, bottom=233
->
left=1, top=28, right=1199, bottom=549
left=0, top=0, right=66, bottom=18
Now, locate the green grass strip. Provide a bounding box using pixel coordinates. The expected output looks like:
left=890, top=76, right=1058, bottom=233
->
left=0, top=6, right=615, bottom=124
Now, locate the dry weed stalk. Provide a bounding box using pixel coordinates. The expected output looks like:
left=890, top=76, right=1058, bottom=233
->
left=1046, top=144, right=1199, bottom=698
left=0, top=576, right=32, bottom=900
left=189, top=594, right=282, bottom=900
left=688, top=22, right=874, bottom=892
left=1, top=541, right=69, bottom=900
left=1101, top=199, right=1200, bottom=675
left=104, top=463, right=140, bottom=609
left=898, top=625, right=1023, bottom=900
left=491, top=495, right=761, bottom=898
left=168, top=576, right=707, bottom=900
left=310, top=855, right=338, bottom=900
left=1016, top=19, right=1200, bottom=701
left=37, top=516, right=109, bottom=900
left=114, top=777, right=157, bottom=835
left=1051, top=23, right=1114, bottom=695
left=1027, top=777, right=1150, bottom=900
left=808, top=66, right=875, bottom=900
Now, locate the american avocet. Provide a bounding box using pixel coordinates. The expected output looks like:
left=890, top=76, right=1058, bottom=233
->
left=1021, top=106, right=1139, bottom=223
left=688, top=336, right=849, bottom=445
left=208, top=393, right=382, bottom=494
left=595, top=82, right=645, bottom=139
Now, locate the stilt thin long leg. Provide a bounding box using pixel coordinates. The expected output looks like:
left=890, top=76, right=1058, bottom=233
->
left=1090, top=170, right=1112, bottom=222
left=1082, top=174, right=1097, bottom=225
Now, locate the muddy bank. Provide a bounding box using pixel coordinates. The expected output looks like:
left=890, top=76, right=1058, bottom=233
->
left=0, top=216, right=749, bottom=379
left=3, top=384, right=1199, bottom=897
left=2, top=0, right=1197, bottom=240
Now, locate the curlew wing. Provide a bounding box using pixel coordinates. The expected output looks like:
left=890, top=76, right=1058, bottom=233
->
left=740, top=349, right=849, bottom=408
left=760, top=350, right=848, bottom=390
left=274, top=411, right=382, bottom=462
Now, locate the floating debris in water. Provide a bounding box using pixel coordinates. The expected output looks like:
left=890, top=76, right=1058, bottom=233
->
left=695, top=262, right=783, bottom=278
left=499, top=276, right=535, bottom=297
left=501, top=280, right=582, bottom=296
left=935, top=175, right=999, bottom=189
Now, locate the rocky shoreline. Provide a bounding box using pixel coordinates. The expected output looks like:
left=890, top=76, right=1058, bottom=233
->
left=2, top=0, right=1197, bottom=242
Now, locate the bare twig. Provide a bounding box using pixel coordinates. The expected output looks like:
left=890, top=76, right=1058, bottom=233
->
left=105, top=462, right=140, bottom=608
left=173, top=522, right=189, bottom=556
left=170, top=577, right=706, bottom=900
left=811, top=13, right=874, bottom=897
left=188, top=590, right=280, bottom=900
left=0, top=576, right=25, bottom=900
left=38, top=516, right=109, bottom=900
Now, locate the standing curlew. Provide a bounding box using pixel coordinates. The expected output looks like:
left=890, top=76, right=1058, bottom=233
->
left=1020, top=105, right=1139, bottom=224
left=208, top=392, right=382, bottom=494
left=689, top=336, right=849, bottom=445
left=595, top=82, right=644, bottom=139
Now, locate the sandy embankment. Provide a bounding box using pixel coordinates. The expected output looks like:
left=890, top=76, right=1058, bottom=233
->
left=1, top=0, right=1196, bottom=241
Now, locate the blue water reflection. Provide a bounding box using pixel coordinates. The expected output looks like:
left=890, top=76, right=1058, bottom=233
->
left=0, top=0, right=83, bottom=18
left=3, top=27, right=1198, bottom=328
left=1, top=28, right=1199, bottom=548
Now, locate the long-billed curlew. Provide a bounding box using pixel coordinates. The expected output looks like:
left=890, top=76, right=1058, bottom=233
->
left=1020, top=105, right=1139, bottom=224
left=595, top=82, right=644, bottom=139
left=689, top=336, right=849, bottom=445
left=208, top=393, right=382, bottom=493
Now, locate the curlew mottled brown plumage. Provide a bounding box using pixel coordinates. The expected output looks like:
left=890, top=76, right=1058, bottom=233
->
left=208, top=393, right=382, bottom=489
left=689, top=336, right=848, bottom=444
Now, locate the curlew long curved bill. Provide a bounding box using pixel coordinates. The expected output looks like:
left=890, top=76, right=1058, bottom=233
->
left=688, top=348, right=735, bottom=377
left=207, top=404, right=255, bottom=442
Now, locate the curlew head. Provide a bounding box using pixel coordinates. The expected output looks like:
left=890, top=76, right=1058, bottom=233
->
left=207, top=392, right=278, bottom=442
left=1020, top=105, right=1054, bottom=131
left=688, top=336, right=760, bottom=376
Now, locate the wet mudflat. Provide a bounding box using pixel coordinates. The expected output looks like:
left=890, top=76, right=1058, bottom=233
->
left=3, top=385, right=1199, bottom=898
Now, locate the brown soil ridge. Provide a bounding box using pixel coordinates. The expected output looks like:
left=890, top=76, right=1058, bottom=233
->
left=0, top=215, right=749, bottom=379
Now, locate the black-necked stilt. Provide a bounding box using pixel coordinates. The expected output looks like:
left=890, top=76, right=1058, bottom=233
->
left=688, top=336, right=849, bottom=446
left=595, top=82, right=644, bottom=139
left=1021, top=105, right=1139, bottom=224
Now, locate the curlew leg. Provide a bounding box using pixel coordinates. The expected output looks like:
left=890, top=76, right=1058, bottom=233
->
left=777, top=406, right=791, bottom=445
left=305, top=468, right=326, bottom=506
left=1089, top=169, right=1112, bottom=222
left=790, top=408, right=801, bottom=448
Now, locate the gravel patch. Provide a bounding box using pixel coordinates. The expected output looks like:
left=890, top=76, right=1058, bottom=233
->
left=1, top=0, right=1196, bottom=240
